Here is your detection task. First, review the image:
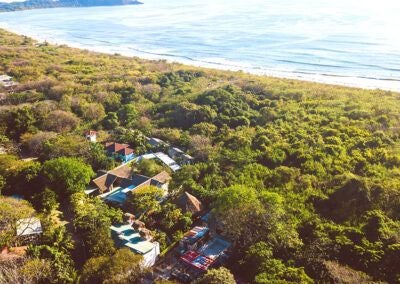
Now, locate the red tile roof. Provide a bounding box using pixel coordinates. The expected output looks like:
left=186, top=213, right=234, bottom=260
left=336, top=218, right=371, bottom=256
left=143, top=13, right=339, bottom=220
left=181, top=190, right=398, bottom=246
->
left=117, top=147, right=134, bottom=156
left=180, top=250, right=214, bottom=271
left=86, top=130, right=97, bottom=136
left=105, top=142, right=130, bottom=153
left=92, top=164, right=133, bottom=193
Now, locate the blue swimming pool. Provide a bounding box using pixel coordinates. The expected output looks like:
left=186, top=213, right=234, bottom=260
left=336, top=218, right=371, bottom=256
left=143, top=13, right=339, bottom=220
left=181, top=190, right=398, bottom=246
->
left=104, top=185, right=136, bottom=204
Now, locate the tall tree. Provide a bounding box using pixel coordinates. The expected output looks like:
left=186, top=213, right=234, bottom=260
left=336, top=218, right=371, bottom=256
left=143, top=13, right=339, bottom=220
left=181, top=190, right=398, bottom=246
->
left=6, top=106, right=36, bottom=140
left=195, top=267, right=236, bottom=284
left=42, top=157, right=94, bottom=196
left=80, top=248, right=144, bottom=283
left=0, top=196, right=35, bottom=247
left=125, top=185, right=164, bottom=216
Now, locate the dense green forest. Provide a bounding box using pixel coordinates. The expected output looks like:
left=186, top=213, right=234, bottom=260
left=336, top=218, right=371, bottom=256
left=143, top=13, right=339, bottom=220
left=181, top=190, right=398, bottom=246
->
left=0, top=29, right=399, bottom=283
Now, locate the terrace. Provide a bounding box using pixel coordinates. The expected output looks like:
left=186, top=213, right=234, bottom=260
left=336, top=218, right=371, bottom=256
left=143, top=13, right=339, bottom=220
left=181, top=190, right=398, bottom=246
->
left=179, top=234, right=230, bottom=271
left=93, top=165, right=171, bottom=206
left=111, top=223, right=160, bottom=267
left=181, top=226, right=209, bottom=246
left=198, top=236, right=230, bottom=260
left=139, top=152, right=181, bottom=172
left=103, top=184, right=137, bottom=204
left=180, top=250, right=214, bottom=271
left=90, top=159, right=170, bottom=196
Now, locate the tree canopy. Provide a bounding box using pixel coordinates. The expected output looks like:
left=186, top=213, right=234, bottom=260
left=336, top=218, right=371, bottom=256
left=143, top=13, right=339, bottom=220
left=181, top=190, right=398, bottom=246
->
left=0, top=28, right=400, bottom=283
left=42, top=157, right=94, bottom=196
left=80, top=248, right=144, bottom=283
left=195, top=267, right=236, bottom=284
left=0, top=196, right=35, bottom=247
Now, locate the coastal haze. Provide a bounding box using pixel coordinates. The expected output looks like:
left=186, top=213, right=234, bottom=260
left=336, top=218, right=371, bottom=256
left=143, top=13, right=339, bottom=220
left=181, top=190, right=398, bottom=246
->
left=0, top=0, right=399, bottom=91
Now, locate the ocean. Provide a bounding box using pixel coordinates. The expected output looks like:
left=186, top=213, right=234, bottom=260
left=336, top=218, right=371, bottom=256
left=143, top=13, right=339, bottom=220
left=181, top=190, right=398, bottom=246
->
left=0, top=0, right=399, bottom=91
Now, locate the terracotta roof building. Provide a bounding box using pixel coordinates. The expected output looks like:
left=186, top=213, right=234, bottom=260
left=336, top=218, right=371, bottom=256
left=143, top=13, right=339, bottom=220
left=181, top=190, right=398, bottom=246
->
left=105, top=142, right=130, bottom=153
left=105, top=142, right=135, bottom=162
left=117, top=147, right=134, bottom=156
left=85, top=130, right=97, bottom=142
left=91, top=166, right=171, bottom=206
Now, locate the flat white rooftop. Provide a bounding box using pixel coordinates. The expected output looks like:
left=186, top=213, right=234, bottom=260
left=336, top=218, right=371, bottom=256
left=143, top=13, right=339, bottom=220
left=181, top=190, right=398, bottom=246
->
left=154, top=152, right=181, bottom=171
left=16, top=217, right=42, bottom=236
left=140, top=152, right=181, bottom=172
left=111, top=224, right=157, bottom=255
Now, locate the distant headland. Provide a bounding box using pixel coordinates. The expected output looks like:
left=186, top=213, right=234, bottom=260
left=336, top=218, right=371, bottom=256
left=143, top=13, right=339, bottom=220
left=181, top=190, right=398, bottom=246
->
left=0, top=0, right=143, bottom=12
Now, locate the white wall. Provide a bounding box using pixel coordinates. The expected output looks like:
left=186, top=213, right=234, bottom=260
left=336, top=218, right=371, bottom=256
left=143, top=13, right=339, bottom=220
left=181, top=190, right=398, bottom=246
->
left=142, top=242, right=160, bottom=267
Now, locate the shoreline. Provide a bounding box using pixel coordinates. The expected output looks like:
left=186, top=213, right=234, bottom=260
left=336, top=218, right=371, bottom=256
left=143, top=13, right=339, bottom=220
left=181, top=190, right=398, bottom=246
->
left=0, top=1, right=143, bottom=13
left=1, top=25, right=399, bottom=93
